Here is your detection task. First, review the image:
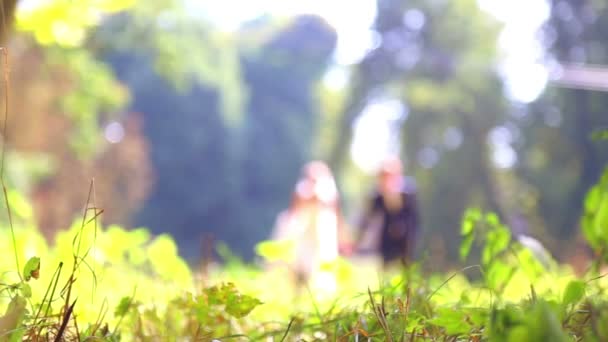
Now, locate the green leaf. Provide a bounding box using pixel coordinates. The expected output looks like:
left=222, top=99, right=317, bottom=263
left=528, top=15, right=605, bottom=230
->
left=466, top=308, right=488, bottom=327
left=255, top=239, right=296, bottom=262
left=429, top=308, right=471, bottom=336
left=461, top=208, right=481, bottom=235
left=194, top=295, right=212, bottom=324
left=461, top=219, right=475, bottom=235
left=506, top=326, right=529, bottom=342
left=581, top=167, right=608, bottom=255
left=20, top=284, right=32, bottom=298
left=485, top=212, right=500, bottom=227
left=526, top=301, right=569, bottom=342
left=582, top=214, right=600, bottom=250
left=489, top=304, right=524, bottom=339
left=491, top=226, right=511, bottom=254
left=598, top=310, right=608, bottom=341
left=204, top=284, right=225, bottom=306
left=591, top=129, right=608, bottom=141
left=114, top=296, right=132, bottom=317
left=459, top=233, right=475, bottom=261
left=486, top=260, right=514, bottom=291
left=405, top=312, right=425, bottom=331
left=562, top=280, right=585, bottom=307
left=225, top=293, right=263, bottom=318
left=23, top=257, right=40, bottom=281
left=7, top=190, right=34, bottom=220
left=594, top=195, right=608, bottom=237
left=585, top=187, right=601, bottom=212
left=516, top=248, right=545, bottom=281
left=202, top=283, right=263, bottom=319
left=147, top=234, right=192, bottom=285
left=482, top=227, right=510, bottom=265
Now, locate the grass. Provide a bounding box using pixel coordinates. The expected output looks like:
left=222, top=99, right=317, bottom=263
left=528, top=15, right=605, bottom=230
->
left=0, top=179, right=606, bottom=341
left=1, top=210, right=607, bottom=341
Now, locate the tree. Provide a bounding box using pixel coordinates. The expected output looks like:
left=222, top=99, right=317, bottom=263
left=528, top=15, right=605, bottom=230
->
left=97, top=12, right=337, bottom=261
left=515, top=0, right=608, bottom=244
left=328, top=0, right=510, bottom=263
left=237, top=15, right=337, bottom=257
left=0, top=0, right=149, bottom=236
left=0, top=0, right=18, bottom=44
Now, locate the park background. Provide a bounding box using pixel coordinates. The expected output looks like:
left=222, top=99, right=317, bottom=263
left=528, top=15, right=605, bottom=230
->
left=1, top=0, right=605, bottom=268
left=0, top=0, right=608, bottom=340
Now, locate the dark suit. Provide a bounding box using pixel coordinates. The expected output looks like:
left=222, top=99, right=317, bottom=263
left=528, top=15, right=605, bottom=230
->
left=359, top=181, right=419, bottom=265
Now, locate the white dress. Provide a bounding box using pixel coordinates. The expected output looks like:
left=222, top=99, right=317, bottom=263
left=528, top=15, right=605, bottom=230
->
left=273, top=204, right=339, bottom=291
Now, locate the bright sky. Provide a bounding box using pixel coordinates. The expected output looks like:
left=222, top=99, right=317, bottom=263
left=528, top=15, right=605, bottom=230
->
left=191, top=0, right=378, bottom=65
left=196, top=0, right=550, bottom=97
left=478, top=0, right=551, bottom=104
left=350, top=99, right=407, bottom=173
left=479, top=0, right=550, bottom=170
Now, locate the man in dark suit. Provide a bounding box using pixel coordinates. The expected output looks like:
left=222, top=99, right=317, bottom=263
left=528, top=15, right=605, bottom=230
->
left=357, top=157, right=420, bottom=267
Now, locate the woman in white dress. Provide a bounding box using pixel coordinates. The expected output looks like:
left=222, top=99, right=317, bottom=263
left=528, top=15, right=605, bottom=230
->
left=271, top=161, right=348, bottom=292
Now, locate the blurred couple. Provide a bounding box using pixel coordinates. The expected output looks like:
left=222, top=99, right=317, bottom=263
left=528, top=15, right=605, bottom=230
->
left=269, top=156, right=420, bottom=291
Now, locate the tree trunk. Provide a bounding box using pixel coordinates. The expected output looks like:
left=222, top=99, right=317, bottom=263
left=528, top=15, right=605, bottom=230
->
left=0, top=0, right=18, bottom=45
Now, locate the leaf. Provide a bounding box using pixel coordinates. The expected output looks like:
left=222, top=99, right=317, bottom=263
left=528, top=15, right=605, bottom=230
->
left=147, top=234, right=192, bottom=285
left=429, top=308, right=470, bottom=336
left=23, top=257, right=40, bottom=281
left=466, top=308, right=488, bottom=327
left=482, top=227, right=510, bottom=265
left=581, top=167, right=608, bottom=254
left=582, top=214, right=600, bottom=250
left=20, top=284, right=32, bottom=298
left=202, top=283, right=263, bottom=319
left=255, top=239, right=296, bottom=262
left=461, top=219, right=475, bottom=236
left=7, top=190, right=34, bottom=220
left=585, top=187, right=601, bottom=212
left=506, top=326, right=529, bottom=342
left=562, top=280, right=585, bottom=307
left=594, top=195, right=608, bottom=237
left=516, top=248, right=545, bottom=281
left=526, top=301, right=569, bottom=342
left=114, top=296, right=132, bottom=317
left=461, top=208, right=481, bottom=235
left=485, top=212, right=500, bottom=227
left=459, top=233, right=474, bottom=261
left=489, top=304, right=524, bottom=338
left=204, top=284, right=225, bottom=306
left=225, top=293, right=263, bottom=318
left=486, top=260, right=514, bottom=291
left=598, top=310, right=608, bottom=341
left=591, top=129, right=608, bottom=141
left=405, top=312, right=425, bottom=331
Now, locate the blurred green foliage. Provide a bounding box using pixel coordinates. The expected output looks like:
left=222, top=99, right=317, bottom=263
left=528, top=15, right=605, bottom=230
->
left=13, top=0, right=133, bottom=156
left=1, top=197, right=606, bottom=339
left=1, top=0, right=607, bottom=268
left=582, top=166, right=608, bottom=262
left=15, top=0, right=135, bottom=47
left=325, top=0, right=510, bottom=264
left=88, top=11, right=338, bottom=259
left=51, top=48, right=128, bottom=156
left=93, top=1, right=246, bottom=126
left=517, top=0, right=608, bottom=242
left=0, top=0, right=607, bottom=339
